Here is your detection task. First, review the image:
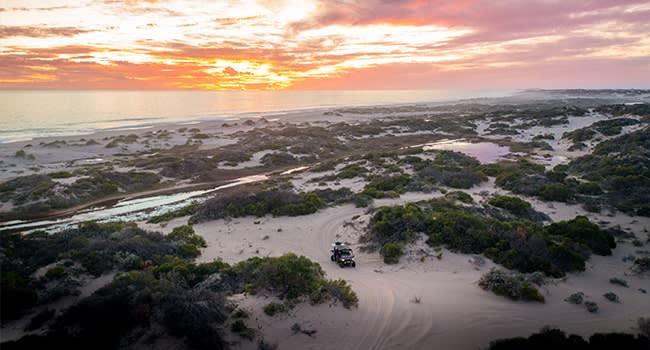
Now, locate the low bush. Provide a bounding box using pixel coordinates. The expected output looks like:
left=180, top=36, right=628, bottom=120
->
left=45, top=265, right=66, bottom=280
left=633, top=257, right=650, bottom=273
left=336, top=164, right=369, bottom=179
left=320, top=279, right=359, bottom=308
left=545, top=216, right=615, bottom=255
left=564, top=292, right=584, bottom=305
left=368, top=204, right=425, bottom=246
left=362, top=174, right=412, bottom=198
left=0, top=222, right=195, bottom=320
left=609, top=277, right=628, bottom=287
left=3, top=271, right=229, bottom=350
left=603, top=292, right=619, bottom=302
left=261, top=152, right=297, bottom=166
left=263, top=302, right=288, bottom=316
left=381, top=243, right=403, bottom=264
left=366, top=199, right=610, bottom=276
left=585, top=301, right=599, bottom=313
left=478, top=269, right=545, bottom=302
left=167, top=225, right=206, bottom=258
left=191, top=189, right=326, bottom=222
left=488, top=327, right=649, bottom=350
left=225, top=253, right=357, bottom=307
left=445, top=191, right=473, bottom=203
left=231, top=320, right=255, bottom=340
left=48, top=171, right=74, bottom=179
left=488, top=195, right=532, bottom=215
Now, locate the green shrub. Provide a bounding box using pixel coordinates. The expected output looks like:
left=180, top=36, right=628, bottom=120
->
left=225, top=254, right=357, bottom=307
left=634, top=257, right=650, bottom=272
left=320, top=279, right=359, bottom=308
left=362, top=174, right=412, bottom=198
left=153, top=256, right=228, bottom=287
left=565, top=292, right=584, bottom=305
left=577, top=182, right=602, bottom=195
left=191, top=189, right=326, bottom=222
left=488, top=195, right=532, bottom=215
left=478, top=269, right=545, bottom=302
left=48, top=171, right=74, bottom=179
left=261, top=152, right=296, bottom=166
left=545, top=216, right=615, bottom=255
left=45, top=265, right=66, bottom=280
left=609, top=277, right=628, bottom=287
left=603, top=292, right=619, bottom=302
left=263, top=301, right=288, bottom=316
left=168, top=225, right=206, bottom=248
left=368, top=204, right=425, bottom=245
left=538, top=183, right=575, bottom=202
left=487, top=327, right=649, bottom=349
left=337, top=164, right=369, bottom=179
left=352, top=193, right=372, bottom=207
left=445, top=191, right=474, bottom=203
left=381, top=243, right=403, bottom=264
left=366, top=199, right=603, bottom=277
left=230, top=320, right=254, bottom=340
left=228, top=254, right=324, bottom=300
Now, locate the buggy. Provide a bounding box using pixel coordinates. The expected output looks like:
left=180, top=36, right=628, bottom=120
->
left=331, top=242, right=356, bottom=268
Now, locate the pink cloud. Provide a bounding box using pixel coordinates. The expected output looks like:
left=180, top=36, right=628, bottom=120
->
left=291, top=58, right=650, bottom=90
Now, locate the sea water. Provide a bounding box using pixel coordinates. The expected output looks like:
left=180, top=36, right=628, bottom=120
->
left=0, top=89, right=515, bottom=143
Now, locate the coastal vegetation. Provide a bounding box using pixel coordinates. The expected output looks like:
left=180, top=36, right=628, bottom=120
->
left=483, top=127, right=650, bottom=216
left=0, top=171, right=161, bottom=219
left=190, top=186, right=364, bottom=223
left=365, top=198, right=614, bottom=276
left=3, top=102, right=648, bottom=223
left=0, top=221, right=357, bottom=349
left=478, top=269, right=545, bottom=302
left=2, top=98, right=650, bottom=349
left=488, top=327, right=649, bottom=350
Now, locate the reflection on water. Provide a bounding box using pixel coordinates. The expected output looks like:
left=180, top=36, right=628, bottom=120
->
left=0, top=175, right=268, bottom=233
left=0, top=90, right=516, bottom=143
left=280, top=166, right=310, bottom=175
left=420, top=139, right=510, bottom=163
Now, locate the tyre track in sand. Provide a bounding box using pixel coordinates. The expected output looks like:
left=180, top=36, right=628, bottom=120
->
left=309, top=205, right=431, bottom=350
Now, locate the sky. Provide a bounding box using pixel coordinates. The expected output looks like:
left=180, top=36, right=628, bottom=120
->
left=0, top=0, right=649, bottom=90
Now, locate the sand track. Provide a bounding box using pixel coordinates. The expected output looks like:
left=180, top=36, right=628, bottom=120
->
left=191, top=200, right=650, bottom=350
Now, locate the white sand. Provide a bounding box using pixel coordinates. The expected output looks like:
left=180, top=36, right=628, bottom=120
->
left=188, top=195, right=649, bottom=350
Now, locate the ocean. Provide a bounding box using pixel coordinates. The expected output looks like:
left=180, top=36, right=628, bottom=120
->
left=0, top=89, right=515, bottom=143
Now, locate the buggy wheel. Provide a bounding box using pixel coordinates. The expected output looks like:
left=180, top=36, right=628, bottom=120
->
left=351, top=262, right=356, bottom=268
left=338, top=262, right=345, bottom=268
left=331, top=255, right=335, bottom=261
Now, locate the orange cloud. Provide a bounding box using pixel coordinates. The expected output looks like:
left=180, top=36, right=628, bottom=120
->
left=0, top=25, right=94, bottom=38
left=0, top=0, right=649, bottom=90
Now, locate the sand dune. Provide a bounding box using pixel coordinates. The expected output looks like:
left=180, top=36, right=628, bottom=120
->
left=184, top=194, right=650, bottom=350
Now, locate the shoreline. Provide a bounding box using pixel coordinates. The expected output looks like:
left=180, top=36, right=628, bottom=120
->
left=3, top=88, right=650, bottom=147
left=0, top=90, right=522, bottom=145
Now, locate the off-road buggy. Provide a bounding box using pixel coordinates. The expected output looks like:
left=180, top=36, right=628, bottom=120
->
left=331, top=242, right=356, bottom=268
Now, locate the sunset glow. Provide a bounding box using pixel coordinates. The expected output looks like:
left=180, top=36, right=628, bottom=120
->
left=1, top=0, right=649, bottom=90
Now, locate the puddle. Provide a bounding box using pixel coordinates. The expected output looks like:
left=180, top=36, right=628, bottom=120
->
left=73, top=158, right=110, bottom=165
left=280, top=166, right=309, bottom=175
left=419, top=139, right=510, bottom=164
left=0, top=174, right=268, bottom=233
